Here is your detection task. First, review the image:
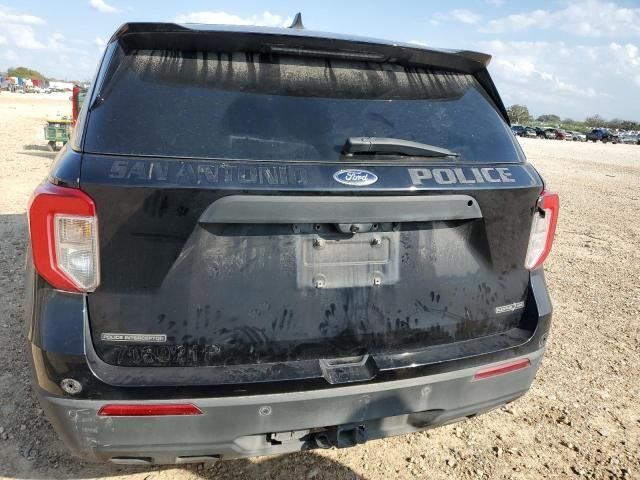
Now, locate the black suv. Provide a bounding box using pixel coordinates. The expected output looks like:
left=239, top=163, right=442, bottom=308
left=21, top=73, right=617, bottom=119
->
left=26, top=22, right=558, bottom=465
left=586, top=128, right=618, bottom=143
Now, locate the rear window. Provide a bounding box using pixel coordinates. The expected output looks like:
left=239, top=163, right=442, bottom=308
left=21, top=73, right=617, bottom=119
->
left=85, top=50, right=521, bottom=162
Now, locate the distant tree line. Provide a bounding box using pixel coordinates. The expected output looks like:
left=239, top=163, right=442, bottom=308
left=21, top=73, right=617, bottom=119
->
left=4, top=66, right=88, bottom=86
left=506, top=104, right=640, bottom=132
left=6, top=66, right=48, bottom=81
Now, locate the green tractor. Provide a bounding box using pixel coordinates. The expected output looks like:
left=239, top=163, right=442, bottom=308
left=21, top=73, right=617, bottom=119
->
left=43, top=85, right=87, bottom=151
left=43, top=116, right=72, bottom=151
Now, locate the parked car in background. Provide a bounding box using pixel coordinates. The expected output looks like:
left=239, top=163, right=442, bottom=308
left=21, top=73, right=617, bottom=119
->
left=567, top=131, right=586, bottom=142
left=586, top=128, right=618, bottom=143
left=511, top=125, right=526, bottom=136
left=534, top=127, right=549, bottom=139
left=619, top=132, right=640, bottom=145
left=544, top=128, right=571, bottom=140
left=511, top=125, right=537, bottom=138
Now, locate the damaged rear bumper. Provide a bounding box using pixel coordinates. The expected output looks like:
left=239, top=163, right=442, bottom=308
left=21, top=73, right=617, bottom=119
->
left=37, top=348, right=543, bottom=464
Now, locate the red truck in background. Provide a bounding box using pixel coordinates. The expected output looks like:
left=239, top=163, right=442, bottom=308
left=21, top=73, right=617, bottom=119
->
left=72, top=85, right=87, bottom=126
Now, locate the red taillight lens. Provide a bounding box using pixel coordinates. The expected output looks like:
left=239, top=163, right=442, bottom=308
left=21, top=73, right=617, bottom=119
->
left=473, top=358, right=531, bottom=381
left=524, top=190, right=559, bottom=270
left=28, top=182, right=99, bottom=292
left=97, top=404, right=203, bottom=417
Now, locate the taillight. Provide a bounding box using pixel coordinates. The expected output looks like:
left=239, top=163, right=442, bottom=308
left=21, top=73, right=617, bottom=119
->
left=28, top=182, right=99, bottom=292
left=524, top=190, right=559, bottom=270
left=97, top=404, right=203, bottom=417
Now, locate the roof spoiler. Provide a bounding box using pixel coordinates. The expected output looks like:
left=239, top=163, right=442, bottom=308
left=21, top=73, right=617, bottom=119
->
left=107, top=22, right=492, bottom=74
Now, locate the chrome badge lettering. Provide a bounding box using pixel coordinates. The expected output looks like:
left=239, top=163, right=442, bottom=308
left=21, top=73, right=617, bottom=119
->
left=101, top=332, right=167, bottom=343
left=107, top=160, right=309, bottom=186
left=333, top=169, right=378, bottom=186
left=409, top=167, right=516, bottom=186
left=495, top=301, right=525, bottom=314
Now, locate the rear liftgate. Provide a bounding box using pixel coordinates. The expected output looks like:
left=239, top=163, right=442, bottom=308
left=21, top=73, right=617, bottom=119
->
left=198, top=194, right=482, bottom=384
left=84, top=163, right=541, bottom=380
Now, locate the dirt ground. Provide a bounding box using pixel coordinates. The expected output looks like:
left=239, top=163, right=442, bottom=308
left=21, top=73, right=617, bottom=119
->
left=0, top=92, right=638, bottom=480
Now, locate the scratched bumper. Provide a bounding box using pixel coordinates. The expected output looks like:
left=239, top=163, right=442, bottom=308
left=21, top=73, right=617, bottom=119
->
left=36, top=348, right=543, bottom=465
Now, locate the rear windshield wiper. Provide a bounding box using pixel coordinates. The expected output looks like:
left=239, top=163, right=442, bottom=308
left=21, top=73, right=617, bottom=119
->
left=342, top=137, right=459, bottom=158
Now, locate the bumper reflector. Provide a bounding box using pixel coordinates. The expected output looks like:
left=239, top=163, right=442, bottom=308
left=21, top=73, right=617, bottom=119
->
left=98, top=403, right=203, bottom=417
left=473, top=358, right=531, bottom=381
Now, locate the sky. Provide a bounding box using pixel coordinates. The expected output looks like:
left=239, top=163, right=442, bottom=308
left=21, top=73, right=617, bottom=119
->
left=1, top=0, right=639, bottom=121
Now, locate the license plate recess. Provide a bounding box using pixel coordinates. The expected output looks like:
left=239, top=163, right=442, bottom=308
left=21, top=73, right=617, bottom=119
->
left=297, top=230, right=400, bottom=289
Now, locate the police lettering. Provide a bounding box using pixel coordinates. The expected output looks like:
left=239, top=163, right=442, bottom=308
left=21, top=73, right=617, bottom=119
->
left=408, top=167, right=516, bottom=186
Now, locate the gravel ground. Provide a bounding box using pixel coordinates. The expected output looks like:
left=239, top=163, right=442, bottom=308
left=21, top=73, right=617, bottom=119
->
left=0, top=92, right=638, bottom=480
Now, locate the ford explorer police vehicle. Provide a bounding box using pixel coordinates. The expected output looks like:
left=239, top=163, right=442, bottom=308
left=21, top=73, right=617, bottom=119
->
left=26, top=21, right=558, bottom=464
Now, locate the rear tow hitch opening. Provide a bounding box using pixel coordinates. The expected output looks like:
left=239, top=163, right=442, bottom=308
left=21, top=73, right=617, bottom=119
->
left=314, top=424, right=367, bottom=449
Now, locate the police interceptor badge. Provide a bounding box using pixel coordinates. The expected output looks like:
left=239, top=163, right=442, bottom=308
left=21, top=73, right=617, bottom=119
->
left=333, top=169, right=378, bottom=186
left=101, top=332, right=167, bottom=343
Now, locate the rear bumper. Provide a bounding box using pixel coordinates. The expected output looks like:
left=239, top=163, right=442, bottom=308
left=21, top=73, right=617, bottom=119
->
left=38, top=348, right=543, bottom=464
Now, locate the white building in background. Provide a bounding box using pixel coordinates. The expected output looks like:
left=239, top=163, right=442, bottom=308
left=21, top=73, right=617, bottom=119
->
left=48, top=81, right=74, bottom=90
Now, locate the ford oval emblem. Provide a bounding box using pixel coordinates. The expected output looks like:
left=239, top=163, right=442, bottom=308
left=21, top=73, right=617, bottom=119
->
left=333, top=169, right=378, bottom=186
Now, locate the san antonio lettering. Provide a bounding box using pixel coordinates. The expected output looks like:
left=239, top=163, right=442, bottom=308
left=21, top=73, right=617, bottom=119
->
left=108, top=160, right=308, bottom=186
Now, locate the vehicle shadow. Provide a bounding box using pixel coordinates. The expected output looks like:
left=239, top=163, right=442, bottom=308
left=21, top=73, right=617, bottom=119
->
left=23, top=144, right=52, bottom=152
left=4, top=452, right=368, bottom=480
left=17, top=151, right=57, bottom=160
left=18, top=144, right=56, bottom=160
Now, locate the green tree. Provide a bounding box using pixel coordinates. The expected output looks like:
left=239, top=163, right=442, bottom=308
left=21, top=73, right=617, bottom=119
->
left=536, top=114, right=561, bottom=124
left=585, top=114, right=605, bottom=127
left=507, top=104, right=532, bottom=124
left=6, top=66, right=47, bottom=80
left=607, top=118, right=624, bottom=130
